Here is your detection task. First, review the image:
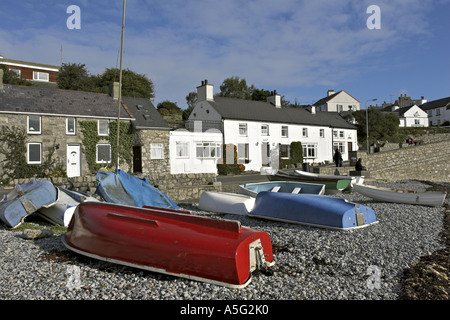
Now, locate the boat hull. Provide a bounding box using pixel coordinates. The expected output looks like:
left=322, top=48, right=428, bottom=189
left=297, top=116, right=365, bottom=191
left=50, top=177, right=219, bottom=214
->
left=267, top=171, right=350, bottom=191
left=0, top=180, right=57, bottom=228
left=353, top=183, right=447, bottom=207
left=199, top=191, right=255, bottom=215
left=250, top=191, right=377, bottom=230
left=63, top=202, right=274, bottom=288
left=38, top=188, right=99, bottom=226
left=238, top=181, right=325, bottom=197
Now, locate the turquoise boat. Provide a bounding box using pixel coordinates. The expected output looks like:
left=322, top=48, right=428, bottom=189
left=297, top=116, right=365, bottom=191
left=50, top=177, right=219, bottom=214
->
left=267, top=170, right=350, bottom=192
left=250, top=191, right=378, bottom=230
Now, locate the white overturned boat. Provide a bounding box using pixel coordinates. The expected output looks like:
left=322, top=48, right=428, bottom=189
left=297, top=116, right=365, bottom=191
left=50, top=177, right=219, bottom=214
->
left=199, top=191, right=255, bottom=215
left=353, top=183, right=447, bottom=207
left=38, top=187, right=99, bottom=226
left=238, top=181, right=325, bottom=197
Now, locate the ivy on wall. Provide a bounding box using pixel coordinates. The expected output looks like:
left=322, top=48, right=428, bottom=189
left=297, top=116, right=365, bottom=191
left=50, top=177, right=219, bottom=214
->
left=0, top=126, right=65, bottom=184
left=79, top=120, right=133, bottom=173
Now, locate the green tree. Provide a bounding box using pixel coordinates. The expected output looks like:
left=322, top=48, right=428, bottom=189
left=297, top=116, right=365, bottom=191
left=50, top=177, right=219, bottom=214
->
left=157, top=100, right=181, bottom=116
left=97, top=68, right=155, bottom=99
left=57, top=63, right=90, bottom=90
left=353, top=109, right=400, bottom=146
left=218, top=76, right=254, bottom=100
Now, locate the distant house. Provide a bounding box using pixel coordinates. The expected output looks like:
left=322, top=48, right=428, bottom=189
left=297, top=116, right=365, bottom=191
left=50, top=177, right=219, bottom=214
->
left=313, top=90, right=360, bottom=114
left=419, top=97, right=450, bottom=126
left=0, top=70, right=171, bottom=179
left=0, top=54, right=59, bottom=84
left=394, top=105, right=429, bottom=127
left=186, top=81, right=358, bottom=171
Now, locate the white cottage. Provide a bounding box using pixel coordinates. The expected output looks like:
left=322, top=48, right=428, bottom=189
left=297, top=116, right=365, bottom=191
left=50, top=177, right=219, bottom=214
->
left=186, top=81, right=358, bottom=171
left=395, top=105, right=429, bottom=127
left=313, top=90, right=360, bottom=113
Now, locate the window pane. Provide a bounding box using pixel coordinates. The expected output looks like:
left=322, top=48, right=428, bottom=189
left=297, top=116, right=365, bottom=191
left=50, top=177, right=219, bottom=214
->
left=176, top=142, right=189, bottom=158
left=28, top=143, right=41, bottom=164
left=97, top=144, right=111, bottom=163
left=150, top=143, right=164, bottom=159
left=67, top=118, right=76, bottom=134
left=28, top=116, right=41, bottom=133
left=98, top=120, right=109, bottom=135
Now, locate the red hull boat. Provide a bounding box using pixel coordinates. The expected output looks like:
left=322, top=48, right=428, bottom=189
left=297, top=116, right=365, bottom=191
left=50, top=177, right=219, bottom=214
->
left=63, top=202, right=274, bottom=288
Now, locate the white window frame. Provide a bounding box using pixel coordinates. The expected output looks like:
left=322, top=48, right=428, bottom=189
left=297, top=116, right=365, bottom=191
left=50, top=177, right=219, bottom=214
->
left=303, top=143, right=317, bottom=159
left=33, top=71, right=49, bottom=82
left=261, top=124, right=269, bottom=136
left=281, top=126, right=288, bottom=138
left=196, top=142, right=221, bottom=159
left=66, top=117, right=76, bottom=135
left=280, top=144, right=290, bottom=159
left=302, top=128, right=308, bottom=137
left=9, top=68, right=21, bottom=77
left=150, top=143, right=164, bottom=160
left=27, top=143, right=42, bottom=164
left=237, top=143, right=249, bottom=163
left=27, top=115, right=41, bottom=134
left=239, top=123, right=247, bottom=136
left=175, top=141, right=189, bottom=158
left=320, top=129, right=325, bottom=138
left=96, top=144, right=112, bottom=164
left=98, top=120, right=109, bottom=136
left=333, top=142, right=345, bottom=154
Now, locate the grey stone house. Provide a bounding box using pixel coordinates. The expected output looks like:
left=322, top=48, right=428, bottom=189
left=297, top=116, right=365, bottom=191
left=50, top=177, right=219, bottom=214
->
left=0, top=72, right=171, bottom=180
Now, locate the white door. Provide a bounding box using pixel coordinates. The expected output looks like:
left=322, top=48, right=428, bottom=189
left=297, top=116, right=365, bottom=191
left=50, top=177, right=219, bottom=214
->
left=67, top=145, right=81, bottom=177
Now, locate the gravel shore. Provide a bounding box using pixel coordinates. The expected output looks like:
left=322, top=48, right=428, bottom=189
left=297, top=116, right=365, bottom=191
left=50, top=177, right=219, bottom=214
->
left=0, top=180, right=448, bottom=302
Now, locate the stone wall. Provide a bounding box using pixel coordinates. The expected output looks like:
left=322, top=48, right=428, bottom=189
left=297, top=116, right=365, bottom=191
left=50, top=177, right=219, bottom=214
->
left=319, top=140, right=450, bottom=182
left=134, top=129, right=171, bottom=175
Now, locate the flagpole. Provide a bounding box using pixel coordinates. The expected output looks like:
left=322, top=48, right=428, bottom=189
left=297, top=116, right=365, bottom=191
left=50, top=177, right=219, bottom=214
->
left=116, top=0, right=126, bottom=171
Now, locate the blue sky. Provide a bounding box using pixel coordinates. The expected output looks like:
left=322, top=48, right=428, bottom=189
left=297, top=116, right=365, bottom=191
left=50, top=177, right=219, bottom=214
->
left=0, top=0, right=449, bottom=109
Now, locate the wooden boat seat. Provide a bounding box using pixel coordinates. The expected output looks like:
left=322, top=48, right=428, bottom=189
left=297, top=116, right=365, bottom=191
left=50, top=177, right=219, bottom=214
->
left=270, top=186, right=281, bottom=192
left=291, top=187, right=301, bottom=194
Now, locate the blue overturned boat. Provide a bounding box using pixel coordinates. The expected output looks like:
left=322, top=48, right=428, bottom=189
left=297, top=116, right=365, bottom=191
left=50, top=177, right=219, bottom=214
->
left=0, top=179, right=58, bottom=228
left=238, top=181, right=325, bottom=197
left=95, top=169, right=179, bottom=210
left=250, top=191, right=377, bottom=230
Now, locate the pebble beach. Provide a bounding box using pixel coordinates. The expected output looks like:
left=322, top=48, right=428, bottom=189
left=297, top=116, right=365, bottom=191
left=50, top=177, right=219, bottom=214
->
left=0, top=180, right=448, bottom=303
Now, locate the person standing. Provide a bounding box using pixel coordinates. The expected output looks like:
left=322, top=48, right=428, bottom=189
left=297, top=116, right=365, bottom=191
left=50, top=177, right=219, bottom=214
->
left=333, top=149, right=343, bottom=167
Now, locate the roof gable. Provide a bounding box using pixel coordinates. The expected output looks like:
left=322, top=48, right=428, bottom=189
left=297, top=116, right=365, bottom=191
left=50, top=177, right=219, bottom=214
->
left=313, top=90, right=360, bottom=106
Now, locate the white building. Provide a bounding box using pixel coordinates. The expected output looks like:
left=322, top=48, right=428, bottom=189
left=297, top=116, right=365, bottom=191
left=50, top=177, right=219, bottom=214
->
left=169, top=128, right=222, bottom=174
left=420, top=97, right=450, bottom=126
left=395, top=105, right=429, bottom=127
left=186, top=81, right=358, bottom=171
left=313, top=90, right=360, bottom=113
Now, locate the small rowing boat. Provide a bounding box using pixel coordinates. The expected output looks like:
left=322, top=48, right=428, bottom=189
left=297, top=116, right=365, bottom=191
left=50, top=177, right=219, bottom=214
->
left=250, top=191, right=378, bottom=230
left=38, top=188, right=99, bottom=226
left=198, top=191, right=255, bottom=215
left=0, top=179, right=58, bottom=228
left=267, top=170, right=351, bottom=192
left=353, top=183, right=447, bottom=207
left=238, top=181, right=325, bottom=197
left=63, top=202, right=275, bottom=288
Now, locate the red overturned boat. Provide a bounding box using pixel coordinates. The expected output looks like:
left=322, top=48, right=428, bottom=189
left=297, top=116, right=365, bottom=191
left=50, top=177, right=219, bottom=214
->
left=63, top=202, right=275, bottom=288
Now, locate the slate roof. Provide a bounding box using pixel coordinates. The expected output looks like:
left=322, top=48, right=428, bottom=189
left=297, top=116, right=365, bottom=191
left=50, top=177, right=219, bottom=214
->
left=207, top=97, right=356, bottom=129
left=122, top=96, right=170, bottom=130
left=0, top=84, right=133, bottom=119
left=419, top=97, right=450, bottom=111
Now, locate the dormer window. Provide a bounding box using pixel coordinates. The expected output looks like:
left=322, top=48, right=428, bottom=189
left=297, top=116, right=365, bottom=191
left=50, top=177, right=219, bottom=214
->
left=27, top=115, right=41, bottom=134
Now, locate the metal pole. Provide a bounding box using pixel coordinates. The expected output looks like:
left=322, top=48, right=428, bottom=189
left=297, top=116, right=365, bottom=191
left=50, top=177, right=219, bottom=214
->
left=366, top=98, right=377, bottom=154
left=116, top=0, right=126, bottom=171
